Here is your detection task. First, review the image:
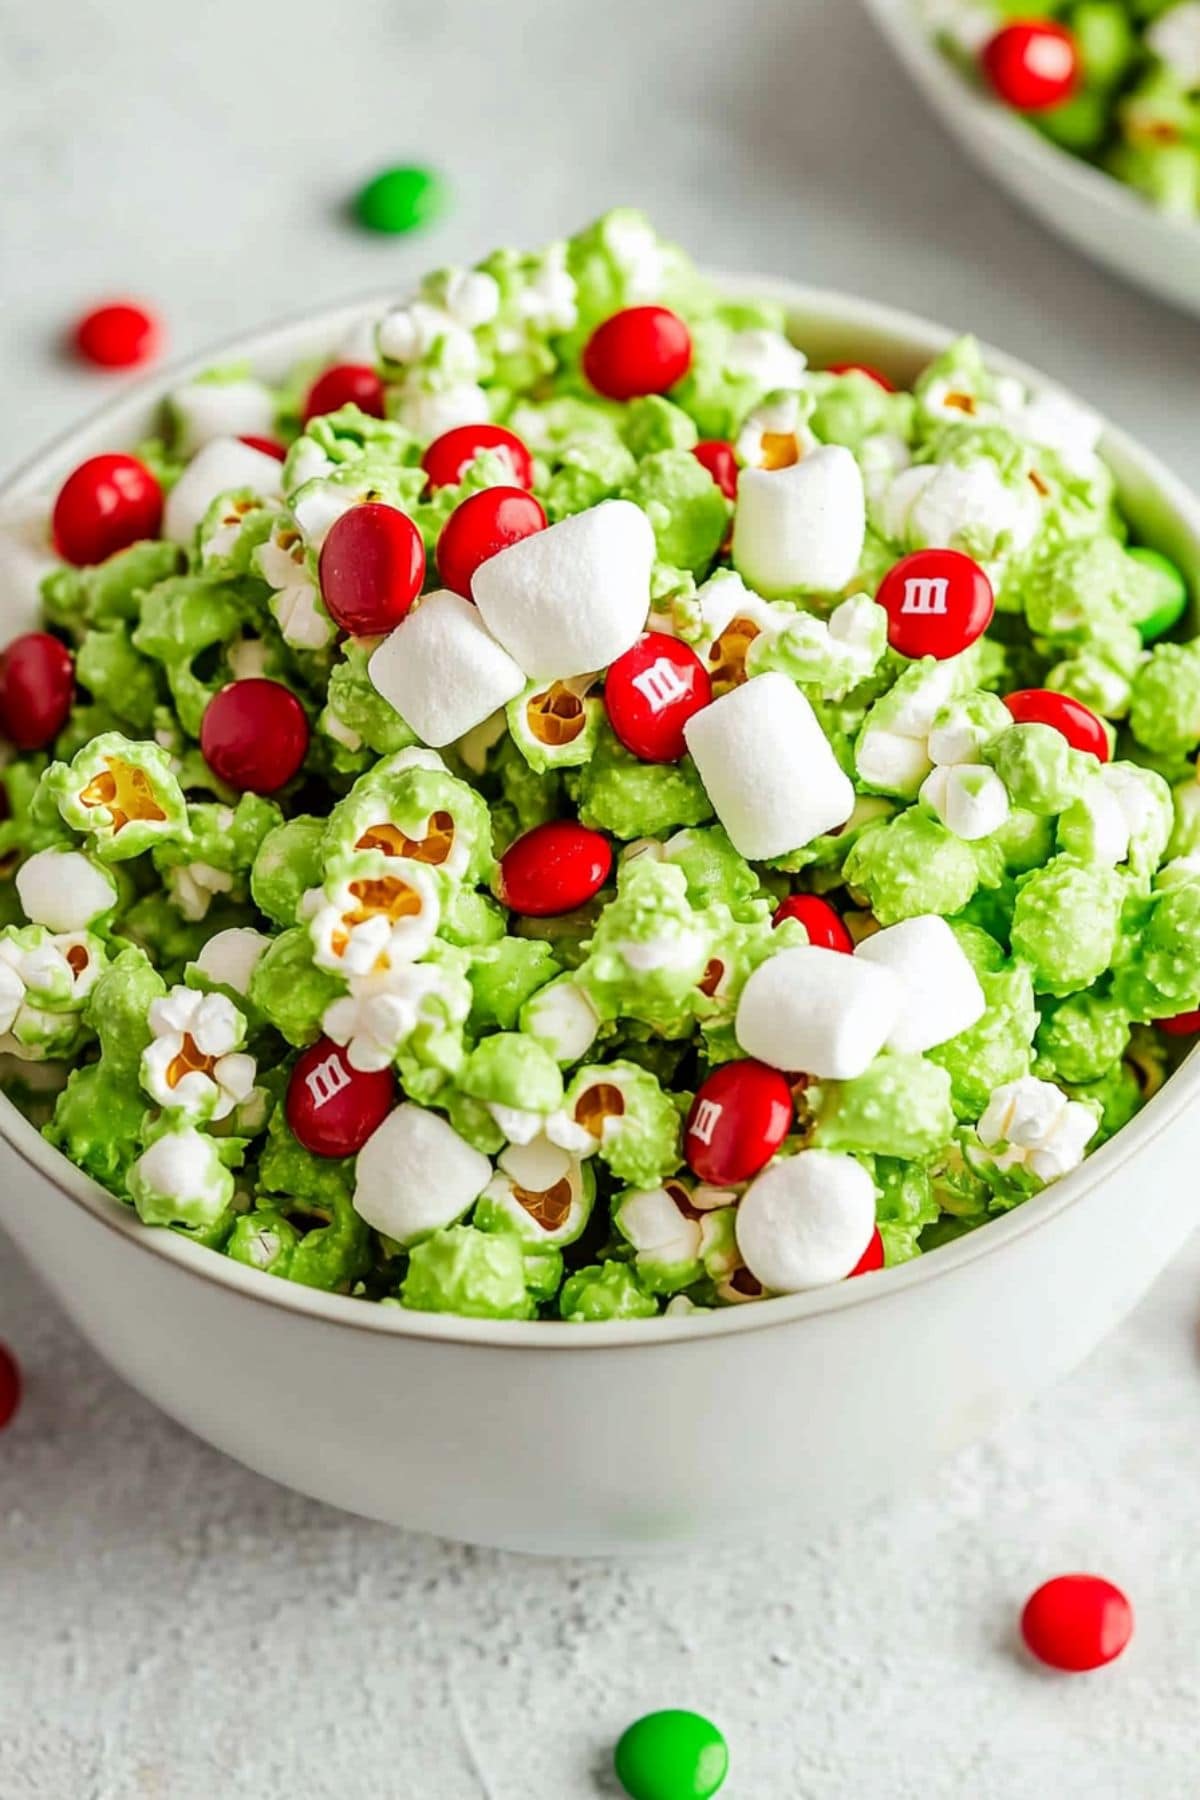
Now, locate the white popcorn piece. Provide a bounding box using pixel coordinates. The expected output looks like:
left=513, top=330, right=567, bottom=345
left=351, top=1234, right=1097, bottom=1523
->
left=310, top=858, right=441, bottom=977
left=735, top=1148, right=877, bottom=1292
left=920, top=762, right=1010, bottom=841
left=0, top=495, right=59, bottom=630
left=0, top=960, right=25, bottom=1035
left=1148, top=2, right=1200, bottom=89
left=169, top=377, right=276, bottom=457
left=322, top=962, right=452, bottom=1073
left=1011, top=391, right=1104, bottom=481
left=140, top=987, right=256, bottom=1123
left=194, top=927, right=270, bottom=996
left=877, top=460, right=1041, bottom=562
left=683, top=673, right=855, bottom=861
left=483, top=1138, right=590, bottom=1243
left=283, top=438, right=335, bottom=498
left=165, top=860, right=234, bottom=923
left=488, top=1101, right=551, bottom=1146
left=854, top=915, right=985, bottom=1054
left=736, top=943, right=902, bottom=1079
left=352, top=1101, right=491, bottom=1245
left=732, top=445, right=866, bottom=598
left=521, top=976, right=602, bottom=1065
left=368, top=589, right=526, bottom=748
left=857, top=727, right=935, bottom=796
left=128, top=1128, right=231, bottom=1220
left=471, top=500, right=655, bottom=681
left=734, top=391, right=816, bottom=474
left=394, top=382, right=492, bottom=441
left=977, top=1076, right=1099, bottom=1183
left=164, top=438, right=284, bottom=544
left=724, top=327, right=808, bottom=392
left=15, top=848, right=117, bottom=933
left=255, top=522, right=335, bottom=651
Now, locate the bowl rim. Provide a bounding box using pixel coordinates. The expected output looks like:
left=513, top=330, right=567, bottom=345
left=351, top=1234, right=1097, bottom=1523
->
left=3, top=274, right=1200, bottom=1352
left=862, top=0, right=1200, bottom=241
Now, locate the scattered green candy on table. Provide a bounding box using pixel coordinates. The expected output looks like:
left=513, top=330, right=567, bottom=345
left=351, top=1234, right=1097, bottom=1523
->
left=354, top=164, right=448, bottom=234
left=614, top=1710, right=729, bottom=1800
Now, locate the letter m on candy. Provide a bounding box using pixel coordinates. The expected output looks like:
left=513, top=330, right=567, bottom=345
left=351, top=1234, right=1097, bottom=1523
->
left=632, top=658, right=690, bottom=713
left=900, top=576, right=949, bottom=616
left=306, top=1053, right=351, bottom=1110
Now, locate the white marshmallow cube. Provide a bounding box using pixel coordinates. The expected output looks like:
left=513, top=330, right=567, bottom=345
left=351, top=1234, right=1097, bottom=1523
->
left=471, top=499, right=654, bottom=680
left=15, top=848, right=117, bottom=932
left=683, top=672, right=855, bottom=861
left=736, top=943, right=902, bottom=1079
left=368, top=589, right=526, bottom=748
left=353, top=1101, right=491, bottom=1246
left=169, top=377, right=277, bottom=457
left=854, top=915, right=985, bottom=1054
left=164, top=438, right=284, bottom=544
left=732, top=445, right=865, bottom=598
left=735, top=1148, right=876, bottom=1292
left=919, top=764, right=1010, bottom=841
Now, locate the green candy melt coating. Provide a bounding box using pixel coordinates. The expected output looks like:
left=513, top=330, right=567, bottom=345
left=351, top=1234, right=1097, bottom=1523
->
left=614, top=1709, right=729, bottom=1800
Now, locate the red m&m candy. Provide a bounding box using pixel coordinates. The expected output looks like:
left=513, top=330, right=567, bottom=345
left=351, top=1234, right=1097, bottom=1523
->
left=1003, top=688, right=1110, bottom=761
left=877, top=549, right=994, bottom=661
left=982, top=21, right=1077, bottom=112
left=1160, top=1010, right=1200, bottom=1037
left=849, top=1227, right=884, bottom=1278
left=498, top=820, right=612, bottom=917
left=286, top=1039, right=395, bottom=1159
left=826, top=362, right=895, bottom=392
left=422, top=423, right=534, bottom=492
left=691, top=440, right=739, bottom=500
left=772, top=894, right=852, bottom=954
left=302, top=363, right=385, bottom=425
left=73, top=301, right=160, bottom=369
left=51, top=453, right=163, bottom=566
left=200, top=679, right=310, bottom=794
left=1020, top=1574, right=1133, bottom=1671
left=0, top=633, right=74, bottom=750
left=684, top=1060, right=793, bottom=1186
left=436, top=486, right=547, bottom=598
left=604, top=633, right=712, bottom=763
left=239, top=434, right=287, bottom=461
left=0, top=1343, right=22, bottom=1431
left=583, top=306, right=693, bottom=401
left=318, top=502, right=425, bottom=636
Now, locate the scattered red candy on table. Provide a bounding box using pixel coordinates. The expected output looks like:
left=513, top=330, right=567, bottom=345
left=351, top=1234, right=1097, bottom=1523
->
left=286, top=1039, right=395, bottom=1159
left=1003, top=688, right=1110, bottom=761
left=0, top=633, right=74, bottom=750
left=318, top=502, right=425, bottom=636
left=981, top=20, right=1078, bottom=112
left=604, top=632, right=713, bottom=763
left=421, top=423, right=534, bottom=491
left=239, top=434, right=287, bottom=461
left=684, top=1060, right=794, bottom=1186
left=849, top=1227, right=885, bottom=1278
left=1020, top=1574, right=1133, bottom=1671
left=436, top=485, right=547, bottom=598
left=691, top=439, right=740, bottom=500
left=1160, top=1010, right=1200, bottom=1037
left=301, top=363, right=385, bottom=425
left=877, top=548, right=995, bottom=661
left=72, top=301, right=161, bottom=370
left=0, top=1343, right=21, bottom=1431
left=51, top=452, right=163, bottom=566
left=498, top=819, right=612, bottom=917
left=772, top=893, right=853, bottom=953
left=200, top=679, right=310, bottom=794
left=583, top=305, right=693, bottom=401
left=826, top=362, right=895, bottom=392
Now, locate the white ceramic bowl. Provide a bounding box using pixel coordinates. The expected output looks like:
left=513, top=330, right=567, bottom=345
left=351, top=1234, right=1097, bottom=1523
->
left=863, top=0, right=1200, bottom=320
left=2, top=282, right=1199, bottom=1556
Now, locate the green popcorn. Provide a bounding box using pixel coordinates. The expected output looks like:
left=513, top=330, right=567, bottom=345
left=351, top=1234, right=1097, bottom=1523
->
left=323, top=753, right=494, bottom=888
left=559, top=1259, right=658, bottom=1323
left=475, top=1139, right=595, bottom=1248
left=620, top=451, right=729, bottom=578
left=1130, top=641, right=1200, bottom=757
left=843, top=810, right=981, bottom=925
left=541, top=443, right=639, bottom=521
left=401, top=1225, right=534, bottom=1320
left=197, top=488, right=281, bottom=576
left=438, top=885, right=507, bottom=950
left=566, top=208, right=713, bottom=336
left=611, top=1177, right=736, bottom=1296
left=574, top=724, right=712, bottom=840
left=1168, top=774, right=1200, bottom=862
left=1072, top=1, right=1137, bottom=87
left=153, top=793, right=281, bottom=922
left=492, top=736, right=564, bottom=843
left=250, top=814, right=327, bottom=926
left=0, top=924, right=107, bottom=1061
left=620, top=395, right=698, bottom=457
left=911, top=337, right=1007, bottom=438
left=1010, top=856, right=1125, bottom=996
left=1023, top=536, right=1158, bottom=648
left=458, top=1031, right=564, bottom=1143
left=442, top=1086, right=507, bottom=1156
left=989, top=806, right=1056, bottom=876
left=1114, top=877, right=1200, bottom=1020
left=1064, top=1061, right=1144, bottom=1146
left=41, top=539, right=184, bottom=633
left=873, top=1157, right=939, bottom=1266
left=1036, top=989, right=1132, bottom=1084
left=117, top=891, right=247, bottom=985
left=43, top=732, right=188, bottom=862
left=772, top=794, right=897, bottom=876
left=577, top=859, right=711, bottom=1035
left=284, top=404, right=419, bottom=486
left=549, top=1058, right=682, bottom=1188
left=1064, top=763, right=1172, bottom=877
left=128, top=1124, right=236, bottom=1235
left=855, top=657, right=972, bottom=800
left=1127, top=546, right=1189, bottom=643
left=321, top=639, right=418, bottom=759
left=1036, top=86, right=1111, bottom=155
left=813, top=1053, right=955, bottom=1160
left=254, top=1109, right=372, bottom=1291
left=670, top=319, right=783, bottom=442
left=467, top=936, right=560, bottom=1033
left=508, top=393, right=627, bottom=463
left=809, top=371, right=915, bottom=454
left=750, top=594, right=889, bottom=702
left=131, top=572, right=257, bottom=736
left=225, top=1207, right=300, bottom=1280
left=505, top=677, right=603, bottom=773
left=1044, top=648, right=1134, bottom=720
left=74, top=625, right=161, bottom=731
left=249, top=926, right=343, bottom=1046
left=660, top=825, right=763, bottom=919
left=987, top=723, right=1088, bottom=815
left=929, top=962, right=1039, bottom=1118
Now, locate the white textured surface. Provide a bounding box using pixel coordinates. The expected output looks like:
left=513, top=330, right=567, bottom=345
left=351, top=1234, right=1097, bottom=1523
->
left=2, top=1, right=1200, bottom=1794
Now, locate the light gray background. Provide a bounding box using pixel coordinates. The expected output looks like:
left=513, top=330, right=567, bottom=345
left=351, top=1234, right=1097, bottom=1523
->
left=2, top=3, right=1200, bottom=1796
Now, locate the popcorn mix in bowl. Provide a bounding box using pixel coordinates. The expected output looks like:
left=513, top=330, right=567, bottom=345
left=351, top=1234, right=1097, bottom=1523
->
left=1, top=209, right=1197, bottom=1324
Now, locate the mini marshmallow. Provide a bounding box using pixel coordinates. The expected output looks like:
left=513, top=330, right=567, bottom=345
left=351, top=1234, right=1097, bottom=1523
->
left=194, top=927, right=271, bottom=996
left=352, top=1101, right=491, bottom=1245
left=683, top=673, right=855, bottom=861
left=919, top=763, right=1010, bottom=841
left=368, top=589, right=526, bottom=748
left=736, top=943, right=902, bottom=1079
left=857, top=728, right=933, bottom=795
left=471, top=499, right=654, bottom=680
left=854, top=915, right=985, bottom=1054
left=732, top=445, right=865, bottom=598
left=735, top=1148, right=877, bottom=1292
left=521, top=977, right=601, bottom=1065
left=169, top=378, right=277, bottom=457
left=164, top=438, right=284, bottom=543
left=15, top=848, right=117, bottom=932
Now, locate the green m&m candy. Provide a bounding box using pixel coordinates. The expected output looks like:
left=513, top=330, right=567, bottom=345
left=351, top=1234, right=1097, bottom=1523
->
left=614, top=1709, right=729, bottom=1800
left=1129, top=546, right=1190, bottom=643
left=354, top=164, right=448, bottom=235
